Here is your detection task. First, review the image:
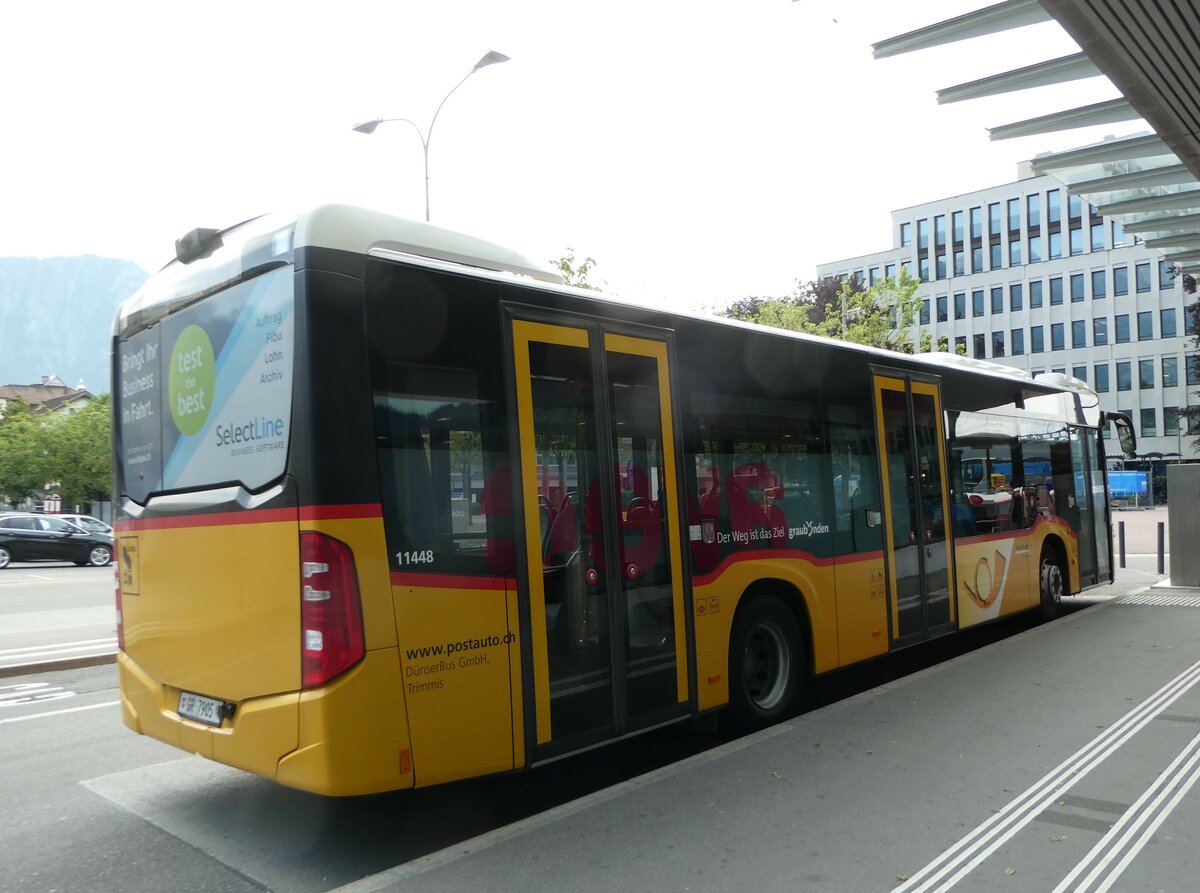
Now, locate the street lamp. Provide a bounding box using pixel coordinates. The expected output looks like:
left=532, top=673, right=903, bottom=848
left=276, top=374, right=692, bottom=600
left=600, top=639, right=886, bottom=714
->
left=353, top=50, right=510, bottom=222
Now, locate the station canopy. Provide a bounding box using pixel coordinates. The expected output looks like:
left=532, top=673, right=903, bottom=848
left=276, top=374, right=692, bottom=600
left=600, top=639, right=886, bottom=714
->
left=873, top=0, right=1200, bottom=276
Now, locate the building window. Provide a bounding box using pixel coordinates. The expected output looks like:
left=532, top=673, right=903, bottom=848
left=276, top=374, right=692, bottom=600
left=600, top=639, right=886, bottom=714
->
left=992, top=331, right=1005, bottom=357
left=989, top=203, right=1001, bottom=235
left=1009, top=240, right=1022, bottom=266
left=954, top=250, right=965, bottom=276
left=954, top=292, right=966, bottom=320
left=1165, top=408, right=1180, bottom=436
left=1136, top=262, right=1151, bottom=293
left=900, top=222, right=912, bottom=247
left=1029, top=280, right=1043, bottom=308
left=937, top=295, right=948, bottom=323
left=970, top=207, right=982, bottom=240
left=1188, top=355, right=1200, bottom=387
left=1115, top=314, right=1130, bottom=343
left=972, top=246, right=984, bottom=272
left=919, top=256, right=930, bottom=282
left=1139, top=358, right=1155, bottom=389
left=1092, top=269, right=1106, bottom=298
left=1114, top=266, right=1128, bottom=295
left=1068, top=193, right=1082, bottom=219
left=1049, top=231, right=1062, bottom=259
left=990, top=243, right=1002, bottom=269
left=869, top=266, right=880, bottom=286
left=920, top=299, right=930, bottom=325
left=1047, top=189, right=1061, bottom=225
left=1052, top=366, right=1066, bottom=375
left=1093, top=317, right=1108, bottom=346
left=1095, top=363, right=1109, bottom=392
left=1072, top=320, right=1086, bottom=348
left=1140, top=408, right=1156, bottom=437
left=1031, top=325, right=1044, bottom=353
left=1007, top=198, right=1020, bottom=231
left=936, top=253, right=946, bottom=279
left=1159, top=259, right=1172, bottom=289
left=885, top=263, right=897, bottom=281
left=1029, top=235, right=1043, bottom=263
left=952, top=211, right=964, bottom=243
left=973, top=333, right=986, bottom=359
left=1050, top=277, right=1064, bottom=305
left=991, top=287, right=1004, bottom=314
left=1051, top=322, right=1065, bottom=350
left=972, top=290, right=984, bottom=317
left=934, top=215, right=945, bottom=248
left=1163, top=356, right=1179, bottom=387
left=1010, top=283, right=1023, bottom=311
left=918, top=218, right=929, bottom=250
left=1090, top=222, right=1105, bottom=251
left=1137, top=310, right=1153, bottom=340
left=1113, top=220, right=1127, bottom=246
left=1188, top=306, right=1199, bottom=336
left=955, top=335, right=967, bottom=354
left=1070, top=273, right=1085, bottom=302
left=1073, top=364, right=1087, bottom=382
left=1012, top=329, right=1025, bottom=355
left=1069, top=227, right=1083, bottom=256
left=1028, top=194, right=1041, bottom=228
left=1117, top=361, right=1131, bottom=391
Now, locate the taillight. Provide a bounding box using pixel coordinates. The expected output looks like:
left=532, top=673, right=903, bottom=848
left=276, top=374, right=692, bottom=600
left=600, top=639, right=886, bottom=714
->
left=114, top=567, right=125, bottom=652
left=300, top=532, right=365, bottom=688
left=968, top=494, right=984, bottom=505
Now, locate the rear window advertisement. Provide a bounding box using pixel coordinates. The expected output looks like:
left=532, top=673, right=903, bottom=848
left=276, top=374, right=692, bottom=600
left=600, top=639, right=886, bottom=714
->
left=117, top=268, right=294, bottom=502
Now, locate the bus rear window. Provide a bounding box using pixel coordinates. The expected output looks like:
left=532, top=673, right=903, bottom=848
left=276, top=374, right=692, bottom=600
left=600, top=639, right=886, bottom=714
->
left=115, top=266, right=295, bottom=503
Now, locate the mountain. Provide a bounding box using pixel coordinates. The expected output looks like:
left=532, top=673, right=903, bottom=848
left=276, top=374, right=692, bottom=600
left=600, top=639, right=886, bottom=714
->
left=0, top=256, right=149, bottom=396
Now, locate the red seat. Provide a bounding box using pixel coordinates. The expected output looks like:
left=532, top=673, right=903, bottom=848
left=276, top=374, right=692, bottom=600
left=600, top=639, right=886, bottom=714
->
left=481, top=467, right=516, bottom=575
left=726, top=462, right=787, bottom=549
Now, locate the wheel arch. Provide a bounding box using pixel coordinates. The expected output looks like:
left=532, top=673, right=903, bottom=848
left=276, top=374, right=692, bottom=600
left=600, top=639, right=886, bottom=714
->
left=733, top=576, right=815, bottom=679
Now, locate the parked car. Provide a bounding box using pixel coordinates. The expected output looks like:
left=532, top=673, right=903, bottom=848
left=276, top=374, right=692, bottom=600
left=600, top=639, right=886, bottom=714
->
left=55, top=513, right=113, bottom=535
left=0, top=514, right=114, bottom=568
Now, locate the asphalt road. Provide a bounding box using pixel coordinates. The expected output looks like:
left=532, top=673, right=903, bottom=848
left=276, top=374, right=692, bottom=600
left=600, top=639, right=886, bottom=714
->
left=0, top=563, right=116, bottom=673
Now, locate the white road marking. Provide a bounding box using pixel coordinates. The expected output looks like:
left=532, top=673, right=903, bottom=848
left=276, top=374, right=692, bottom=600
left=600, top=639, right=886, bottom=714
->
left=0, top=699, right=119, bottom=725
left=1053, top=728, right=1200, bottom=892
left=892, top=657, right=1200, bottom=893
left=0, top=638, right=116, bottom=656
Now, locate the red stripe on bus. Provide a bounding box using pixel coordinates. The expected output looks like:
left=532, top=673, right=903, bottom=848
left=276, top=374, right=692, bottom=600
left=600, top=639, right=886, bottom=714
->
left=691, top=548, right=837, bottom=587
left=299, top=503, right=383, bottom=521
left=390, top=572, right=510, bottom=590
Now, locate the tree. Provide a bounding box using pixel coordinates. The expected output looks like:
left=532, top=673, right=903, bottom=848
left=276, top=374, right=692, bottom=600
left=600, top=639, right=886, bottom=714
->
left=722, top=270, right=930, bottom=354
left=553, top=249, right=602, bottom=291
left=0, top=398, right=49, bottom=508
left=48, top=394, right=112, bottom=507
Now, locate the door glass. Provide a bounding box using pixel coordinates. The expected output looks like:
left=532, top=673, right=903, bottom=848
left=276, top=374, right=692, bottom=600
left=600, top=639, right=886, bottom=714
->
left=880, top=388, right=924, bottom=639
left=1091, top=430, right=1111, bottom=580
left=528, top=340, right=612, bottom=740
left=605, top=350, right=677, bottom=719
left=912, top=392, right=951, bottom=628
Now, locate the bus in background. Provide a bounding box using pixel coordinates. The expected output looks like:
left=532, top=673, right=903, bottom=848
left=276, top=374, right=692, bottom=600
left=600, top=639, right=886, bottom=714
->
left=111, top=205, right=1136, bottom=796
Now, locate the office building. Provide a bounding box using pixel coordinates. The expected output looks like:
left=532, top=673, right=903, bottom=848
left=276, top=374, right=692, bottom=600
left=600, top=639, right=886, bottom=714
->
left=817, top=166, right=1198, bottom=463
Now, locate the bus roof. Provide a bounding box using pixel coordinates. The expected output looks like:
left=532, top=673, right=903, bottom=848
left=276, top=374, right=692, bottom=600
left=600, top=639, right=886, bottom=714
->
left=115, top=204, right=1093, bottom=419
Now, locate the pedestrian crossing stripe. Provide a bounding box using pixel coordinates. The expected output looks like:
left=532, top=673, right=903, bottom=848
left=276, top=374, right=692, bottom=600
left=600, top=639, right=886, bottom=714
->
left=1118, top=594, right=1200, bottom=608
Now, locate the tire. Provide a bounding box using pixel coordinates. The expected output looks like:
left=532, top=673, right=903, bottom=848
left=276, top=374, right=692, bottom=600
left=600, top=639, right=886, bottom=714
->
left=0, top=546, right=10, bottom=569
left=726, top=594, right=805, bottom=731
left=87, top=545, right=112, bottom=567
left=1039, top=547, right=1065, bottom=620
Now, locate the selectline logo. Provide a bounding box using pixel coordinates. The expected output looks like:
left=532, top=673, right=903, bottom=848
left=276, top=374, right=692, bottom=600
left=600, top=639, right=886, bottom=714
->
left=168, top=325, right=215, bottom=436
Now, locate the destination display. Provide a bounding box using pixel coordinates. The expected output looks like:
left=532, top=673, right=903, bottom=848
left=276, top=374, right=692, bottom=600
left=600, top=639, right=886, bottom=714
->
left=116, top=267, right=294, bottom=503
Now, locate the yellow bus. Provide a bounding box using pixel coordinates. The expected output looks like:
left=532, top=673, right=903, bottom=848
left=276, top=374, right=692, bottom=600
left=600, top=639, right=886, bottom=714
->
left=112, top=205, right=1135, bottom=795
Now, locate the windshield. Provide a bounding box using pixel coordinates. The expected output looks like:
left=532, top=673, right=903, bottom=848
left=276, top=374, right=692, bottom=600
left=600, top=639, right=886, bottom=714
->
left=115, top=265, right=295, bottom=504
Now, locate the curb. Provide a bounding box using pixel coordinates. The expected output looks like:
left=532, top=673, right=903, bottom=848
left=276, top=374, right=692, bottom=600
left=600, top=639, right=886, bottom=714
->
left=0, top=652, right=118, bottom=680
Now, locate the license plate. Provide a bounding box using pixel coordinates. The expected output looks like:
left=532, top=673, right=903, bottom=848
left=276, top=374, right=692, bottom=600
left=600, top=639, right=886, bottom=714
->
left=178, top=691, right=225, bottom=727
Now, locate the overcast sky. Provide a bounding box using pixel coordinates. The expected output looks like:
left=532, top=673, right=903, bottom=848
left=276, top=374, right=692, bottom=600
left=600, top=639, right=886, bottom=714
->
left=2, top=1, right=1142, bottom=312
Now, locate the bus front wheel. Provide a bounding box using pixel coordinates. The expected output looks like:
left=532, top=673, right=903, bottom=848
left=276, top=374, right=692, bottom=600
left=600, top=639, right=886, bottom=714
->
left=1040, top=547, right=1065, bottom=619
left=726, top=594, right=805, bottom=731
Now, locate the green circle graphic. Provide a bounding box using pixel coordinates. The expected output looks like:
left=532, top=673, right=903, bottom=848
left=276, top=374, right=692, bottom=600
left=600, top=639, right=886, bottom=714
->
left=169, top=325, right=216, bottom=436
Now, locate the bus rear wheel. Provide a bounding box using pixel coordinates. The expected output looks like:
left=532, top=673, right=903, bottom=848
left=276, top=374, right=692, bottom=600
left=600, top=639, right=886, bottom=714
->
left=1040, top=547, right=1065, bottom=619
left=726, top=594, right=805, bottom=731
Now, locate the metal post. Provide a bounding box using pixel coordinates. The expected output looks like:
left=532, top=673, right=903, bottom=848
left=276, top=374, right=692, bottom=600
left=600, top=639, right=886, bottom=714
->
left=1158, top=521, right=1166, bottom=575
left=1119, top=520, right=1126, bottom=569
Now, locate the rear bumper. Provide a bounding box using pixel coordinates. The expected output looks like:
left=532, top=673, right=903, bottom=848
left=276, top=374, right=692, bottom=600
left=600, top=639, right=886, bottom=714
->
left=119, top=646, right=413, bottom=796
